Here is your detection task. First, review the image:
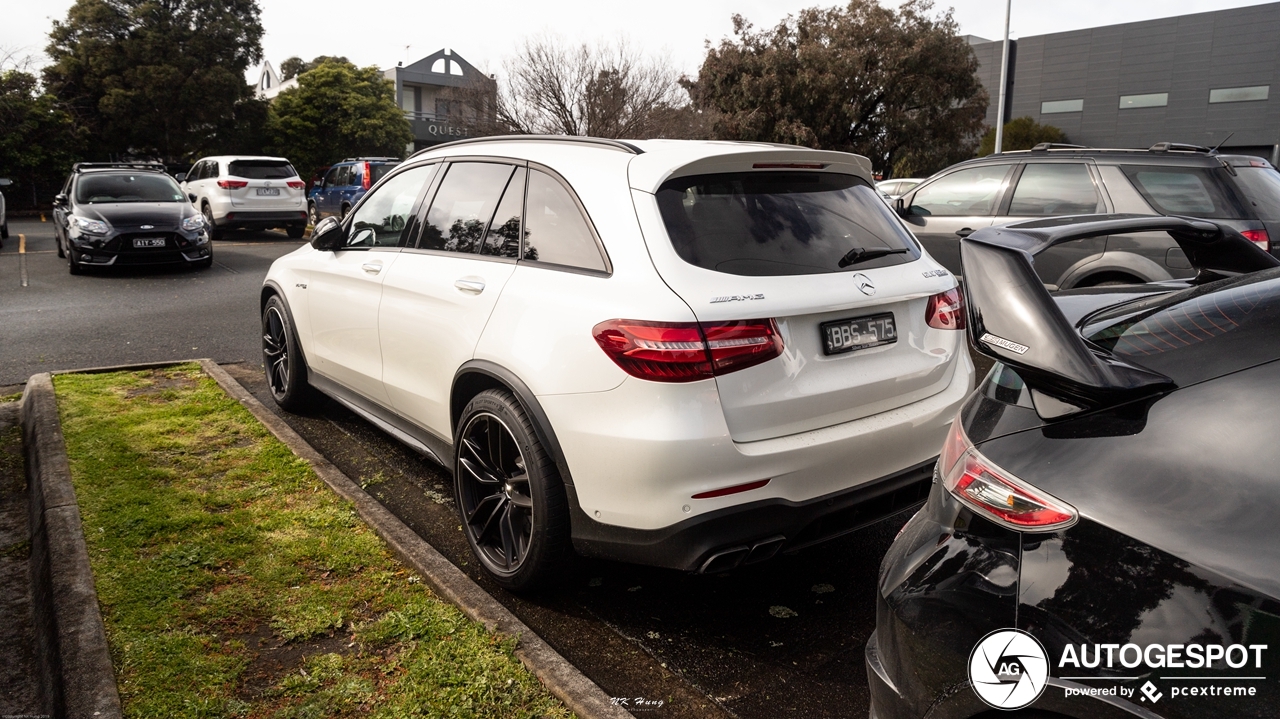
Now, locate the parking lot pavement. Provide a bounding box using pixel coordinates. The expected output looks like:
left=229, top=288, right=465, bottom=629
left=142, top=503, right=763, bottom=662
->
left=0, top=219, right=305, bottom=386
left=225, top=362, right=916, bottom=719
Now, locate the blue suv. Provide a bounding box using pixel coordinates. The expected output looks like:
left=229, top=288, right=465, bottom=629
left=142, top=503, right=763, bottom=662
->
left=307, top=157, right=401, bottom=224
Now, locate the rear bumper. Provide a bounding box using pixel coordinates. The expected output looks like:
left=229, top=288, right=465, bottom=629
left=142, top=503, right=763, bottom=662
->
left=215, top=210, right=307, bottom=229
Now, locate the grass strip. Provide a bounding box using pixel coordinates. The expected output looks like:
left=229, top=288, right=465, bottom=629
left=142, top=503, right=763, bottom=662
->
left=55, top=365, right=573, bottom=719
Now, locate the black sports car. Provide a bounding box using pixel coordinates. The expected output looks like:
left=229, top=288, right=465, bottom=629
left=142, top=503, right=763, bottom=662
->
left=53, top=163, right=212, bottom=274
left=867, top=215, right=1280, bottom=719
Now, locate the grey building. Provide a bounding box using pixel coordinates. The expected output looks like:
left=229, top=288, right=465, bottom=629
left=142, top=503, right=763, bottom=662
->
left=383, top=49, right=497, bottom=152
left=969, top=2, right=1280, bottom=161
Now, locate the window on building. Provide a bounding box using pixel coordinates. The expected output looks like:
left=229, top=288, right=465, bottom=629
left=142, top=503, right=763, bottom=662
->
left=431, top=58, right=447, bottom=73
left=1120, top=93, right=1168, bottom=109
left=1209, top=86, right=1269, bottom=103
left=1041, top=99, right=1083, bottom=114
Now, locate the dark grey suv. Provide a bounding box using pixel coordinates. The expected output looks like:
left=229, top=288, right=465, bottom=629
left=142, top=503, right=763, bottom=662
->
left=893, top=142, right=1280, bottom=288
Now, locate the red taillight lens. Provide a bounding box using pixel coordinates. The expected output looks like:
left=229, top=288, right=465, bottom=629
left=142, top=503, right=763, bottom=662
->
left=362, top=162, right=372, bottom=190
left=1241, top=229, right=1270, bottom=251
left=940, top=422, right=1077, bottom=531
left=217, top=179, right=248, bottom=189
left=287, top=180, right=305, bottom=189
left=926, top=288, right=966, bottom=330
left=592, top=319, right=783, bottom=383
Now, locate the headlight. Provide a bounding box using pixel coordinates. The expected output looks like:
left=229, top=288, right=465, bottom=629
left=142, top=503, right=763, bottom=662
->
left=181, top=215, right=205, bottom=231
left=71, top=215, right=109, bottom=234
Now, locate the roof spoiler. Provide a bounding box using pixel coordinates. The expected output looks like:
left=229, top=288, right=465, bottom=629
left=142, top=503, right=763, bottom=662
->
left=960, top=214, right=1280, bottom=419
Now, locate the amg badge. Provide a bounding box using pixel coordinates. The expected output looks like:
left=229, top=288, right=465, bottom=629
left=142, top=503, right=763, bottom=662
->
left=979, top=332, right=1029, bottom=355
left=711, top=293, right=765, bottom=304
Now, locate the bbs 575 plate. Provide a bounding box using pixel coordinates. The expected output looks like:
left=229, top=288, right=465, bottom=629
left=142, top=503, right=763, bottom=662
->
left=820, top=312, right=896, bottom=355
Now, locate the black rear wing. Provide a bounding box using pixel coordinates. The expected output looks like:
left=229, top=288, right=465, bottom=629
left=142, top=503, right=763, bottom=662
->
left=960, top=214, right=1280, bottom=418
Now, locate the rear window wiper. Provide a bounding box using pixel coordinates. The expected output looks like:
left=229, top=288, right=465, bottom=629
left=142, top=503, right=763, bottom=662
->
left=838, top=246, right=910, bottom=268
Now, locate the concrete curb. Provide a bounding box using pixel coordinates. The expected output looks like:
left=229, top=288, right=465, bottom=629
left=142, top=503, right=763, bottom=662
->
left=196, top=360, right=632, bottom=719
left=20, top=373, right=124, bottom=719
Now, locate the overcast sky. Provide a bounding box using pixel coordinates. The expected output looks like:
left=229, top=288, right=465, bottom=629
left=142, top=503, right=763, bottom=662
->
left=1, top=0, right=1273, bottom=80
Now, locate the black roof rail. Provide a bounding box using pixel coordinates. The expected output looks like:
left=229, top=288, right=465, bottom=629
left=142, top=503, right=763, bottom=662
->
left=1030, top=143, right=1089, bottom=151
left=408, top=134, right=645, bottom=159
left=73, top=161, right=167, bottom=173
left=339, top=157, right=402, bottom=163
left=1149, top=142, right=1215, bottom=154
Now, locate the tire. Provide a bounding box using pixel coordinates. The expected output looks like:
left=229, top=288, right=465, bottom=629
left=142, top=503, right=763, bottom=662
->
left=56, top=232, right=65, bottom=258
left=203, top=204, right=224, bottom=241
left=286, top=224, right=306, bottom=239
left=454, top=389, right=572, bottom=592
left=261, top=295, right=318, bottom=412
left=1, top=220, right=8, bottom=240
left=308, top=202, right=320, bottom=226
left=194, top=257, right=213, bottom=269
left=340, top=203, right=351, bottom=219
left=67, top=246, right=82, bottom=275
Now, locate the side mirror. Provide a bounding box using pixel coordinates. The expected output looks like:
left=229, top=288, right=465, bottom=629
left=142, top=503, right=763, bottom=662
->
left=894, top=197, right=908, bottom=218
left=55, top=193, right=68, bottom=206
left=0, top=178, right=12, bottom=187
left=188, top=193, right=198, bottom=204
left=310, top=216, right=346, bottom=251
left=174, top=172, right=187, bottom=183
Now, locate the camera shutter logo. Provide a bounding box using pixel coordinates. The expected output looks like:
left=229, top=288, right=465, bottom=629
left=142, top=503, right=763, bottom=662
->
left=969, top=629, right=1050, bottom=710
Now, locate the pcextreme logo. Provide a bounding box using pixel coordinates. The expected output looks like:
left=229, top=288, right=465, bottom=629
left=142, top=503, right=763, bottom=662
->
left=968, top=629, right=1050, bottom=709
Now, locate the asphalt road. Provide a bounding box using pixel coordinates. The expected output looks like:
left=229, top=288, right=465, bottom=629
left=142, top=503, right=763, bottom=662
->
left=0, top=218, right=304, bottom=386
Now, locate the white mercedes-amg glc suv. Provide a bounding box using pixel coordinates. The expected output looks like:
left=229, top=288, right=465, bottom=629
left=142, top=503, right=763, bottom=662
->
left=261, top=137, right=973, bottom=590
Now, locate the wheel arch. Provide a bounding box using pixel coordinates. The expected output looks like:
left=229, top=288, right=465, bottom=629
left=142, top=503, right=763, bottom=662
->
left=1059, top=250, right=1172, bottom=289
left=260, top=280, right=311, bottom=369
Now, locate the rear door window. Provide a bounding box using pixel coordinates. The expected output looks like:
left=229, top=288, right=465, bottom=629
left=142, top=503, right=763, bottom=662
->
left=1231, top=167, right=1280, bottom=221
left=655, top=171, right=918, bottom=277
left=1121, top=166, right=1249, bottom=219
left=522, top=170, right=607, bottom=272
left=909, top=165, right=1009, bottom=217
left=1008, top=163, right=1102, bottom=215
left=228, top=160, right=297, bottom=180
left=419, top=162, right=515, bottom=254
left=482, top=168, right=525, bottom=258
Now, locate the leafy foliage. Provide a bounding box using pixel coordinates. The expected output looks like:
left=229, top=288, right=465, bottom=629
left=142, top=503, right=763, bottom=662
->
left=42, top=0, right=266, bottom=162
left=0, top=69, right=83, bottom=209
left=978, top=116, right=1069, bottom=155
left=267, top=59, right=412, bottom=175
left=686, top=0, right=988, bottom=178
left=280, top=55, right=351, bottom=82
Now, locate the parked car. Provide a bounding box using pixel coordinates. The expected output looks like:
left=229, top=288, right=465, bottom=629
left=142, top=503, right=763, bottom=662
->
left=876, top=178, right=922, bottom=200
left=179, top=155, right=308, bottom=240
left=308, top=157, right=402, bottom=225
left=51, top=162, right=212, bottom=273
left=893, top=142, right=1280, bottom=289
left=261, top=136, right=976, bottom=590
left=0, top=177, right=10, bottom=244
left=867, top=214, right=1280, bottom=719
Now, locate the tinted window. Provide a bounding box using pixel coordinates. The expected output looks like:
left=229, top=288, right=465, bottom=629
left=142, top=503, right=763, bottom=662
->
left=323, top=167, right=340, bottom=187
left=346, top=164, right=437, bottom=249
left=656, top=171, right=917, bottom=277
left=910, top=165, right=1009, bottom=217
left=76, top=174, right=185, bottom=203
left=228, top=160, right=297, bottom=179
left=371, top=163, right=398, bottom=184
left=1008, top=163, right=1102, bottom=216
left=482, top=168, right=525, bottom=258
left=1121, top=166, right=1249, bottom=219
left=523, top=170, right=605, bottom=271
left=335, top=165, right=353, bottom=187
left=1231, top=167, right=1280, bottom=222
left=420, top=162, right=514, bottom=254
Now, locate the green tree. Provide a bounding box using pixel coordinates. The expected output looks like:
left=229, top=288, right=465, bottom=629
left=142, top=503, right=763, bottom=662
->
left=978, top=116, right=1068, bottom=155
left=42, top=0, right=265, bottom=162
left=685, top=0, right=988, bottom=178
left=279, top=55, right=350, bottom=81
left=267, top=60, right=412, bottom=173
left=0, top=70, right=83, bottom=209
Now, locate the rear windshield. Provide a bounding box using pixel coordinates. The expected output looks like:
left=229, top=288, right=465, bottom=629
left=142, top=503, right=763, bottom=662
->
left=228, top=160, right=297, bottom=180
left=655, top=172, right=920, bottom=276
left=1231, top=167, right=1280, bottom=222
left=370, top=163, right=397, bottom=183
left=1082, top=267, right=1280, bottom=384
left=75, top=173, right=184, bottom=203
left=1121, top=165, right=1250, bottom=219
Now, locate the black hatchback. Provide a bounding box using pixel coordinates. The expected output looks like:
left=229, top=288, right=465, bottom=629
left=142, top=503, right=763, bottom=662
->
left=867, top=215, right=1280, bottom=718
left=52, top=162, right=213, bottom=274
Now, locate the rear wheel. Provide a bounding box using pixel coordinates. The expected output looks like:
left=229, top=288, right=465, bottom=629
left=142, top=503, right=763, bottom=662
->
left=455, top=389, right=571, bottom=592
left=340, top=203, right=351, bottom=219
left=1, top=220, right=8, bottom=240
left=307, top=202, right=320, bottom=226
left=262, top=295, right=317, bottom=411
left=286, top=224, right=306, bottom=239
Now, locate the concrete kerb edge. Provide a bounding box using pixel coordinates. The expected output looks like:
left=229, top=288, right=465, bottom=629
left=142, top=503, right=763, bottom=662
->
left=194, top=359, right=632, bottom=719
left=20, top=372, right=124, bottom=719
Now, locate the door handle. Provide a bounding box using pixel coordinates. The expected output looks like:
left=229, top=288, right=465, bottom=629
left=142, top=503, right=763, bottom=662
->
left=361, top=262, right=382, bottom=274
left=454, top=278, right=485, bottom=294
left=955, top=228, right=975, bottom=238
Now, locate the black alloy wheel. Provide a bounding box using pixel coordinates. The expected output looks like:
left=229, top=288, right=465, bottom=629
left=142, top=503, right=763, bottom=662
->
left=455, top=390, right=571, bottom=591
left=261, top=296, right=315, bottom=411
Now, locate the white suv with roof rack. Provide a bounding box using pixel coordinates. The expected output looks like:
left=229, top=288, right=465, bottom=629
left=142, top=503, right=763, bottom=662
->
left=180, top=155, right=309, bottom=239
left=260, top=136, right=974, bottom=590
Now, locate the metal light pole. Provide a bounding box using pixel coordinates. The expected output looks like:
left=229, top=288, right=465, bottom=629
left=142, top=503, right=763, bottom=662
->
left=994, top=0, right=1012, bottom=154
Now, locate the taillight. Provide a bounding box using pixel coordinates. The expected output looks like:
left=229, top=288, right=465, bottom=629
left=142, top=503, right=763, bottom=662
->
left=939, top=416, right=1077, bottom=531
left=1241, top=229, right=1270, bottom=251
left=217, top=180, right=248, bottom=189
left=362, top=162, right=372, bottom=190
left=592, top=319, right=783, bottom=383
left=926, top=288, right=966, bottom=330
left=287, top=180, right=305, bottom=189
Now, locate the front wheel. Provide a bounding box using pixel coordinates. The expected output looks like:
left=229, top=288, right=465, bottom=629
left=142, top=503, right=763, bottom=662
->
left=308, top=202, right=320, bottom=226
left=56, top=232, right=65, bottom=258
left=262, top=295, right=317, bottom=411
left=203, top=204, right=224, bottom=241
left=455, top=390, right=571, bottom=592
left=67, top=246, right=82, bottom=275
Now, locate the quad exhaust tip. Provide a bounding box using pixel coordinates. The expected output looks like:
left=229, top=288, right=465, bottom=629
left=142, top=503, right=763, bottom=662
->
left=698, top=536, right=786, bottom=574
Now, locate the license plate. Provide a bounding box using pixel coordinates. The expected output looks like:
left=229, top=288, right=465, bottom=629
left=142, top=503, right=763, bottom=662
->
left=132, top=237, right=166, bottom=248
left=256, top=188, right=280, bottom=196
left=820, top=313, right=896, bottom=355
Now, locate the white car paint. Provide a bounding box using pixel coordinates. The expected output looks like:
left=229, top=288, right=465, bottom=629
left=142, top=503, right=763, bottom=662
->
left=181, top=155, right=305, bottom=224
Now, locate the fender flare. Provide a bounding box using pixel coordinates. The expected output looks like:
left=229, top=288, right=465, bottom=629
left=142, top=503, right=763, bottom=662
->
left=1061, top=250, right=1173, bottom=288
left=260, top=280, right=311, bottom=370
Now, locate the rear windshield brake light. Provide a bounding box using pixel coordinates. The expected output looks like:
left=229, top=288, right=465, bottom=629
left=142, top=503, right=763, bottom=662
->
left=752, top=162, right=825, bottom=169
left=593, top=319, right=783, bottom=382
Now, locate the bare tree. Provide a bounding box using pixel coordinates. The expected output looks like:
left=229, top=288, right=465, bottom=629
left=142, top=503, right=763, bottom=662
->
left=453, top=36, right=708, bottom=140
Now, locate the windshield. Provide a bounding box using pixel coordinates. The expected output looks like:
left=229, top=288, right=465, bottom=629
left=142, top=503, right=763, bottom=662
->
left=75, top=173, right=185, bottom=203
left=1231, top=167, right=1280, bottom=221
left=655, top=171, right=920, bottom=276
left=228, top=160, right=297, bottom=179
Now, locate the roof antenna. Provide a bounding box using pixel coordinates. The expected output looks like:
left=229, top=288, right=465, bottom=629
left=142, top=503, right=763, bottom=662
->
left=1210, top=132, right=1235, bottom=154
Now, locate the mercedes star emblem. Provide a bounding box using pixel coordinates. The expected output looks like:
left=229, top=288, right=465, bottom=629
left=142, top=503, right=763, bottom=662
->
left=853, top=273, right=876, bottom=296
